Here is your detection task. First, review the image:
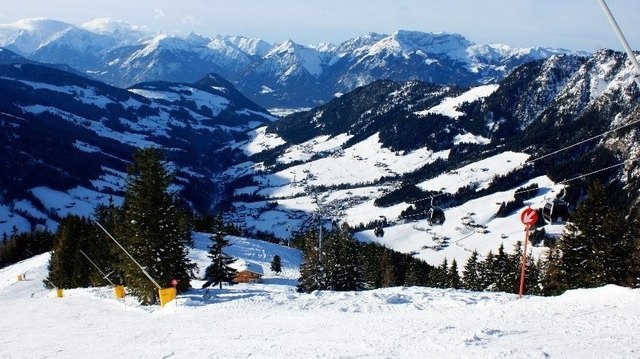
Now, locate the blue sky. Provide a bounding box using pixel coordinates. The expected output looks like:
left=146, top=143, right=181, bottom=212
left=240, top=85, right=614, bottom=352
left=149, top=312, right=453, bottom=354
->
left=1, top=0, right=639, bottom=51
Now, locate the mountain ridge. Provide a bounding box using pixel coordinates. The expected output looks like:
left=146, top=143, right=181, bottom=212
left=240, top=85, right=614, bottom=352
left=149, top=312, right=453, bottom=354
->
left=0, top=18, right=586, bottom=108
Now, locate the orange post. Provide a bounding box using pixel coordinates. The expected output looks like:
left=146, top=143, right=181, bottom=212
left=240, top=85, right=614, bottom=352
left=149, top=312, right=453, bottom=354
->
left=518, top=225, right=531, bottom=299
left=114, top=285, right=125, bottom=299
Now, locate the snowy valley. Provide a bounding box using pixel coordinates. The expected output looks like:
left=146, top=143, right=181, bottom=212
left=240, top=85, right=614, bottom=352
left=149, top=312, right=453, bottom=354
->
left=0, top=15, right=640, bottom=359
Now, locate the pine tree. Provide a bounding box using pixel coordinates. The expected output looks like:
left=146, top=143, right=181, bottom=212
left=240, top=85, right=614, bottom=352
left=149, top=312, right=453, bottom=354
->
left=380, top=250, right=397, bottom=288
left=202, top=232, right=237, bottom=289
left=447, top=259, right=461, bottom=289
left=625, top=215, right=640, bottom=288
left=479, top=251, right=496, bottom=291
left=46, top=215, right=96, bottom=289
left=93, top=201, right=123, bottom=284
left=430, top=258, right=448, bottom=288
left=361, top=243, right=383, bottom=289
left=492, top=243, right=512, bottom=292
left=323, top=230, right=341, bottom=290
left=297, top=229, right=327, bottom=293
left=404, top=260, right=423, bottom=286
left=117, top=148, right=195, bottom=304
left=541, top=246, right=566, bottom=296
left=545, top=181, right=627, bottom=293
left=271, top=255, right=282, bottom=274
left=335, top=223, right=365, bottom=291
left=304, top=224, right=364, bottom=292
left=525, top=257, right=543, bottom=296
left=462, top=250, right=483, bottom=291
left=509, top=241, right=524, bottom=294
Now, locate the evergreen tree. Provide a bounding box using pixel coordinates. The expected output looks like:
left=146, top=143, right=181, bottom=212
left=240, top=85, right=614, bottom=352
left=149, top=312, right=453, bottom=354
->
left=297, top=229, right=327, bottom=293
left=202, top=232, right=237, bottom=289
left=117, top=148, right=195, bottom=304
left=361, top=243, right=383, bottom=289
left=46, top=215, right=96, bottom=289
left=479, top=251, right=496, bottom=291
left=447, top=259, right=461, bottom=289
left=545, top=181, right=627, bottom=293
left=271, top=255, right=282, bottom=274
left=404, top=260, right=424, bottom=286
left=509, top=241, right=524, bottom=294
left=93, top=200, right=123, bottom=285
left=525, top=257, right=543, bottom=296
left=491, top=243, right=513, bottom=292
left=323, top=230, right=341, bottom=290
left=380, top=250, right=397, bottom=288
left=462, top=250, right=483, bottom=291
left=335, top=223, right=365, bottom=291
left=624, top=215, right=640, bottom=288
left=300, top=224, right=364, bottom=292
left=541, top=246, right=566, bottom=296
left=430, top=258, right=448, bottom=288
left=1, top=229, right=54, bottom=269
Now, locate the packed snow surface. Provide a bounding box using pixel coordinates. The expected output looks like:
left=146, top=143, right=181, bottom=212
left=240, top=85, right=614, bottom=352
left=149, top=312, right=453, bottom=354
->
left=1, top=235, right=639, bottom=358
left=416, top=84, right=499, bottom=119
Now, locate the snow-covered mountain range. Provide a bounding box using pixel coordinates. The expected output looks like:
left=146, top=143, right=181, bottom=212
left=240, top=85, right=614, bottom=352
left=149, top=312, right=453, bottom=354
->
left=222, top=49, right=640, bottom=268
left=0, top=49, right=275, bottom=233
left=0, top=18, right=583, bottom=108
left=0, top=18, right=638, bottom=271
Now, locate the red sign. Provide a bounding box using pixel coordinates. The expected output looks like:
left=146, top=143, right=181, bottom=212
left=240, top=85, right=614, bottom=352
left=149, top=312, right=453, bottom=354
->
left=520, top=207, right=538, bottom=226
left=171, top=279, right=178, bottom=287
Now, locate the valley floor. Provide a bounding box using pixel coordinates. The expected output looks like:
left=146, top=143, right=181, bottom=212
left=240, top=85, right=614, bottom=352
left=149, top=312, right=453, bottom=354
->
left=1, top=253, right=639, bottom=358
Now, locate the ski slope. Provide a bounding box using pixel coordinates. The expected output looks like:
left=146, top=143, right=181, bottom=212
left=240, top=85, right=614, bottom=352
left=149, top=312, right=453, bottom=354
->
left=1, top=236, right=639, bottom=358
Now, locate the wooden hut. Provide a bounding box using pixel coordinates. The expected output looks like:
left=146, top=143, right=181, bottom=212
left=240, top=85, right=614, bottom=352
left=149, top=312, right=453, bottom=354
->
left=231, top=261, right=264, bottom=284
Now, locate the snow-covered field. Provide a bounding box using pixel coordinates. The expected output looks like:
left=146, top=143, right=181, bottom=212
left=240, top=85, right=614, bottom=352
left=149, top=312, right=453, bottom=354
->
left=1, top=235, right=639, bottom=358
left=227, top=139, right=565, bottom=268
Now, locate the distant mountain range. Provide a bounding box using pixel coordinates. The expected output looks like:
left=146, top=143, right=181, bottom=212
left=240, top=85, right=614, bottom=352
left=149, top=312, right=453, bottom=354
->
left=0, top=48, right=274, bottom=234
left=0, top=18, right=638, bottom=269
left=0, top=18, right=585, bottom=108
left=223, top=49, right=640, bottom=244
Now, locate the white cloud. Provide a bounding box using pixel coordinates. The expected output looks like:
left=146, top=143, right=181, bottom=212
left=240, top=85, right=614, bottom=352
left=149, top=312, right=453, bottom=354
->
left=154, top=8, right=166, bottom=19
left=182, top=15, right=201, bottom=26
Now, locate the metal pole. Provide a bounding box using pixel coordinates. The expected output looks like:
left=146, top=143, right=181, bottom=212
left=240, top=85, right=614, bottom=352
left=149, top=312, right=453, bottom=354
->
left=79, top=250, right=116, bottom=286
left=318, top=217, right=323, bottom=263
left=518, top=226, right=531, bottom=299
left=43, top=276, right=57, bottom=288
left=598, top=0, right=640, bottom=89
left=96, top=222, right=162, bottom=290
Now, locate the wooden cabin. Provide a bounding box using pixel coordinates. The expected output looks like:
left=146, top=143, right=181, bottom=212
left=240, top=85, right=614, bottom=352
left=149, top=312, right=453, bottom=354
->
left=232, top=261, right=264, bottom=284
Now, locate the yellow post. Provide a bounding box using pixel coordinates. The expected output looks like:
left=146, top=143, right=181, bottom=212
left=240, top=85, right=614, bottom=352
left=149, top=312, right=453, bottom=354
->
left=114, top=285, right=125, bottom=299
left=158, top=287, right=177, bottom=307
left=56, top=288, right=64, bottom=298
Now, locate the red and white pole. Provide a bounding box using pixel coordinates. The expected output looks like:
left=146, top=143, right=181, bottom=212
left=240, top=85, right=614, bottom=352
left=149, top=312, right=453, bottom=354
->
left=518, top=225, right=531, bottom=299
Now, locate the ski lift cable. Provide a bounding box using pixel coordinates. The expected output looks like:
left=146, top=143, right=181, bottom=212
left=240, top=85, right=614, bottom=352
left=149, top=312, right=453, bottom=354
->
left=407, top=118, right=638, bottom=206
left=404, top=1, right=640, bottom=209
left=400, top=162, right=625, bottom=221
left=526, top=118, right=640, bottom=165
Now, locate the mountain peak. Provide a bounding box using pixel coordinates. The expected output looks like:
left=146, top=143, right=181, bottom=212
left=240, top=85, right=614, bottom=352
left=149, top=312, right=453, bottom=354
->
left=224, top=35, right=273, bottom=56
left=1, top=18, right=73, bottom=33
left=368, top=30, right=473, bottom=58
left=81, top=18, right=146, bottom=36
left=268, top=39, right=298, bottom=55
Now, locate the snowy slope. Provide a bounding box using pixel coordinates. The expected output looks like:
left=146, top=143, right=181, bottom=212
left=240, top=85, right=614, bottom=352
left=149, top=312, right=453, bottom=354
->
left=0, top=60, right=275, bottom=234
left=222, top=46, right=638, bottom=271
left=1, top=245, right=639, bottom=358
